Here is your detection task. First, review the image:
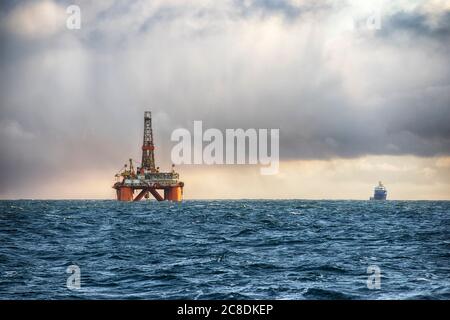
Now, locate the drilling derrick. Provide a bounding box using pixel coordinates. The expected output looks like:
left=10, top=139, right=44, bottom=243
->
left=141, top=111, right=156, bottom=172
left=113, top=111, right=184, bottom=202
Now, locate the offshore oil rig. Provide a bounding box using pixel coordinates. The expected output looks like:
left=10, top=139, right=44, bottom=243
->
left=113, top=111, right=184, bottom=201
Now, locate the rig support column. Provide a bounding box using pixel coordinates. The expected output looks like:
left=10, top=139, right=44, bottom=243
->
left=116, top=186, right=134, bottom=201
left=164, top=186, right=183, bottom=201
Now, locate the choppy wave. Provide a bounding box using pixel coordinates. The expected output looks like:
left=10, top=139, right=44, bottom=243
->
left=0, top=200, right=449, bottom=299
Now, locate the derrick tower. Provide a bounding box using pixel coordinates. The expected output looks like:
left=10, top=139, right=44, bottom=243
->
left=141, top=111, right=156, bottom=172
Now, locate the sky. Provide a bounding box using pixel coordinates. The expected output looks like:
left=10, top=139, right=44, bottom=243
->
left=0, top=0, right=449, bottom=200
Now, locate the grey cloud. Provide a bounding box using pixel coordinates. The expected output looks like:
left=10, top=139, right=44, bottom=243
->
left=378, top=10, right=450, bottom=41
left=0, top=0, right=449, bottom=195
left=233, top=0, right=338, bottom=21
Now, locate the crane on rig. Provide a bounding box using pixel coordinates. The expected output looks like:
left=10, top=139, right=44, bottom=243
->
left=113, top=111, right=184, bottom=201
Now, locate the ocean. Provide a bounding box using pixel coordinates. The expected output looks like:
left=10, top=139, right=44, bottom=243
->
left=0, top=200, right=449, bottom=300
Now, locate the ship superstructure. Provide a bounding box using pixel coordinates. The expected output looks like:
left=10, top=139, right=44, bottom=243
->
left=370, top=181, right=387, bottom=200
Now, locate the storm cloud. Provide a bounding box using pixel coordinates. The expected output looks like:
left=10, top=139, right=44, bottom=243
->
left=0, top=0, right=449, bottom=196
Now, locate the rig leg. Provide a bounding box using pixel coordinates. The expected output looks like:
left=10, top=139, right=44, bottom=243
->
left=133, top=188, right=149, bottom=201
left=149, top=188, right=164, bottom=201
left=116, top=186, right=134, bottom=201
left=165, top=186, right=183, bottom=202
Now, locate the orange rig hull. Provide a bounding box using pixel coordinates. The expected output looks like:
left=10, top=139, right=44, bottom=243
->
left=115, top=184, right=184, bottom=202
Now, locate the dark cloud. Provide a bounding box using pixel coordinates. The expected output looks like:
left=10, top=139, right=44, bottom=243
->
left=233, top=0, right=332, bottom=20
left=378, top=9, right=450, bottom=41
left=0, top=0, right=22, bottom=12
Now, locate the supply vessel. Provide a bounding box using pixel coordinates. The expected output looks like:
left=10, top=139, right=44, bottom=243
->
left=370, top=181, right=387, bottom=200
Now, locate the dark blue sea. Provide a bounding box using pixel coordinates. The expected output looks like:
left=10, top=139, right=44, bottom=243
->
left=0, top=200, right=449, bottom=300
